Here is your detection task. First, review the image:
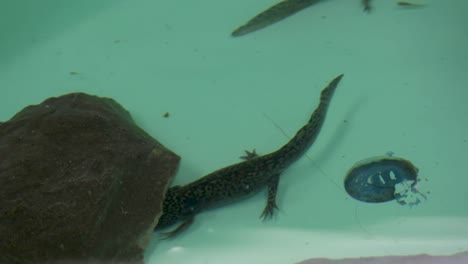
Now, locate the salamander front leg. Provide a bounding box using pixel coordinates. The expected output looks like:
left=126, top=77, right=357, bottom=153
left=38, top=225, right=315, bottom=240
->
left=241, top=149, right=280, bottom=220
left=260, top=173, right=280, bottom=220
left=161, top=215, right=195, bottom=239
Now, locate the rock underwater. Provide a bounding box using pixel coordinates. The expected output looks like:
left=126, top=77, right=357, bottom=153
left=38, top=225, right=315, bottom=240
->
left=0, top=93, right=180, bottom=263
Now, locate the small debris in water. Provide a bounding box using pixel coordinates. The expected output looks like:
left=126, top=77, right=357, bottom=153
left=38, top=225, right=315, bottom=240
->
left=397, top=1, right=426, bottom=7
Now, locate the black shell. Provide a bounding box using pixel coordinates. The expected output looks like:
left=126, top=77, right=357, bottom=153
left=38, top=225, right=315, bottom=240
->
left=344, top=156, right=419, bottom=203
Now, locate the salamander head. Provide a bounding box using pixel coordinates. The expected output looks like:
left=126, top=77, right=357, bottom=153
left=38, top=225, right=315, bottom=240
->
left=155, top=186, right=196, bottom=230
left=155, top=187, right=183, bottom=230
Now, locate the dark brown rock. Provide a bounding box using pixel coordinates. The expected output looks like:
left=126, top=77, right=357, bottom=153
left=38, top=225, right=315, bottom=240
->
left=0, top=93, right=180, bottom=263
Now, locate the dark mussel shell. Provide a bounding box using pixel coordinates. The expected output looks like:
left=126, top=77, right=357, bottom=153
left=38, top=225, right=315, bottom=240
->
left=344, top=156, right=419, bottom=203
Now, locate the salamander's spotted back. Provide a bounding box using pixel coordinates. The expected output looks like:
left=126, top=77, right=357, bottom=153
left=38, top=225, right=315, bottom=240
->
left=155, top=74, right=344, bottom=238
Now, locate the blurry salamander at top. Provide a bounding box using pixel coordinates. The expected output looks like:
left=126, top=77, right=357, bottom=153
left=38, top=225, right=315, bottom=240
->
left=232, top=0, right=321, bottom=37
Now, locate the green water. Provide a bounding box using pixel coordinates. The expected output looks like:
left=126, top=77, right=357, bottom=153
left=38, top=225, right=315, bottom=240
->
left=1, top=0, right=467, bottom=263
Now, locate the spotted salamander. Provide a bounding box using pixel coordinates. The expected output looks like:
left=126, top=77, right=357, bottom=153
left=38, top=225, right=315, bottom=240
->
left=155, top=74, right=344, bottom=237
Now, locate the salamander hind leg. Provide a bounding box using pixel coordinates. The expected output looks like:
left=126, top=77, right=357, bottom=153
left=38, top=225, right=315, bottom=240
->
left=260, top=173, right=280, bottom=220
